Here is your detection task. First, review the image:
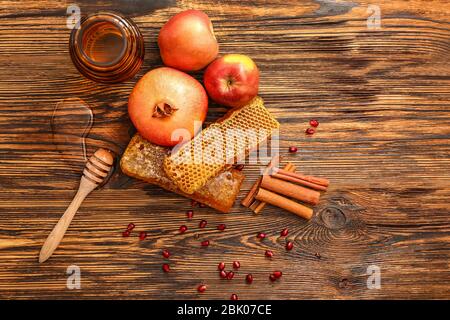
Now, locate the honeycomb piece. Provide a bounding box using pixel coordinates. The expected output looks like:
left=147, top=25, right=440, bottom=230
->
left=164, top=96, right=279, bottom=194
left=120, top=133, right=244, bottom=213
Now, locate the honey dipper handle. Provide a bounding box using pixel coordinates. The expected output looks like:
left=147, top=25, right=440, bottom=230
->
left=39, top=182, right=92, bottom=263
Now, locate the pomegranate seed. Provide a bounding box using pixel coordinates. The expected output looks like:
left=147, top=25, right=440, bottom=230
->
left=179, top=225, right=188, bottom=233
left=265, top=250, right=274, bottom=258
left=310, top=119, right=319, bottom=127
left=280, top=228, right=289, bottom=237
left=162, top=249, right=170, bottom=259
left=288, top=146, right=298, bottom=153
left=218, top=262, right=225, bottom=271
left=186, top=210, right=194, bottom=219
left=219, top=270, right=227, bottom=279
left=269, top=274, right=277, bottom=282
left=246, top=274, right=253, bottom=284
left=227, top=271, right=235, bottom=280
left=199, top=219, right=207, bottom=228
left=197, top=284, right=207, bottom=293
left=305, top=128, right=315, bottom=135
left=232, top=261, right=240, bottom=269
left=273, top=271, right=283, bottom=279
left=201, top=240, right=210, bottom=247
left=257, top=232, right=266, bottom=239
left=286, top=241, right=294, bottom=251
left=235, top=164, right=244, bottom=171
left=139, top=231, right=147, bottom=240
left=162, top=263, right=170, bottom=273
left=122, top=230, right=130, bottom=237
left=230, top=294, right=238, bottom=300
left=127, top=223, right=135, bottom=231
left=191, top=200, right=198, bottom=207
left=217, top=224, right=226, bottom=231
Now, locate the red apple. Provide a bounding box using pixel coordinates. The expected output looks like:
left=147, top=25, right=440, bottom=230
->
left=203, top=54, right=259, bottom=108
left=158, top=10, right=219, bottom=71
left=128, top=67, right=208, bottom=147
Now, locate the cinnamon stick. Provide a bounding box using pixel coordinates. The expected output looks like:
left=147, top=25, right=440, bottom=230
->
left=271, top=172, right=327, bottom=191
left=273, top=168, right=330, bottom=187
left=254, top=162, right=295, bottom=214
left=260, top=175, right=320, bottom=205
left=255, top=188, right=313, bottom=220
left=241, top=155, right=280, bottom=208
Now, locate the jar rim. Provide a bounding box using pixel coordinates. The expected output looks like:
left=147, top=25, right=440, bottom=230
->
left=75, top=12, right=128, bottom=68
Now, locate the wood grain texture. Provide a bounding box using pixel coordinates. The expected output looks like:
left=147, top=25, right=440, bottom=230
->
left=0, top=0, right=449, bottom=299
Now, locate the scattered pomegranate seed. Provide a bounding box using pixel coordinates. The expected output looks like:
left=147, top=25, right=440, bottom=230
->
left=218, top=262, right=226, bottom=271
left=273, top=271, right=283, bottom=279
left=201, top=240, right=210, bottom=247
left=127, top=223, right=135, bottom=231
left=162, top=249, right=170, bottom=259
left=199, top=220, right=207, bottom=228
left=235, top=164, right=244, bottom=171
left=219, top=270, right=227, bottom=279
left=305, top=128, right=315, bottom=135
left=310, top=119, right=319, bottom=127
left=139, top=231, right=147, bottom=240
left=257, top=232, right=266, bottom=239
left=232, top=261, right=240, bottom=269
left=265, top=250, right=274, bottom=258
left=280, top=228, right=289, bottom=237
left=191, top=200, right=198, bottom=207
left=217, top=224, right=226, bottom=231
left=179, top=225, right=188, bottom=233
left=186, top=210, right=194, bottom=219
left=286, top=241, right=294, bottom=251
left=230, top=294, right=238, bottom=300
left=288, top=146, right=298, bottom=153
left=162, top=263, right=170, bottom=273
left=246, top=274, right=253, bottom=284
left=227, top=271, right=235, bottom=280
left=122, top=230, right=130, bottom=237
left=197, top=284, right=207, bottom=293
left=269, top=274, right=277, bottom=282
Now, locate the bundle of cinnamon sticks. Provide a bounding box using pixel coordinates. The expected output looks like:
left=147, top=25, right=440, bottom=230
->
left=241, top=158, right=329, bottom=220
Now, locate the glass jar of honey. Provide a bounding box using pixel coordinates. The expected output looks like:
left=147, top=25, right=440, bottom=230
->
left=69, top=12, right=145, bottom=83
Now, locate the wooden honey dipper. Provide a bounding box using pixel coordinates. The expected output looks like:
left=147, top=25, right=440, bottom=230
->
left=39, top=148, right=114, bottom=263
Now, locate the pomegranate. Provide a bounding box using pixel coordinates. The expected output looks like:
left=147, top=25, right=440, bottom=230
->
left=265, top=250, right=274, bottom=258
left=310, top=119, right=319, bottom=127
left=305, top=128, right=315, bottom=135
left=128, top=67, right=208, bottom=146
left=162, top=249, right=170, bottom=258
left=286, top=241, right=294, bottom=251
left=199, top=220, right=207, bottom=228
left=197, top=284, right=207, bottom=293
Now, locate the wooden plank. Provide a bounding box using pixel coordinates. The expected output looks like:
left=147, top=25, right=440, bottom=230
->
left=0, top=0, right=449, bottom=299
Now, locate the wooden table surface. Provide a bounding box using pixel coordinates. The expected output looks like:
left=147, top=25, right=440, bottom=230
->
left=0, top=0, right=449, bottom=300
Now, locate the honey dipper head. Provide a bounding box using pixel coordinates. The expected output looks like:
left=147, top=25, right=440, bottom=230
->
left=82, top=148, right=114, bottom=185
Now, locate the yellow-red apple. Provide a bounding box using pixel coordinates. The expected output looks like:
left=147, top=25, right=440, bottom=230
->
left=158, top=10, right=219, bottom=71
left=128, top=67, right=208, bottom=146
left=203, top=54, right=259, bottom=108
